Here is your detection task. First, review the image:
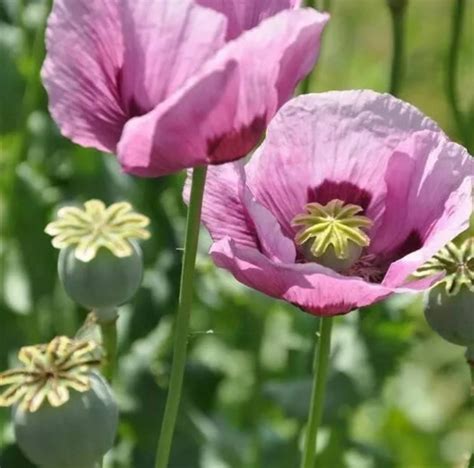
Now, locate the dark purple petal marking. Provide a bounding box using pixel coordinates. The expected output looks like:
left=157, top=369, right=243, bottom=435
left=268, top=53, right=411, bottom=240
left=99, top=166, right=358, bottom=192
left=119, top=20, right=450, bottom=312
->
left=206, top=114, right=267, bottom=164
left=307, top=180, right=373, bottom=213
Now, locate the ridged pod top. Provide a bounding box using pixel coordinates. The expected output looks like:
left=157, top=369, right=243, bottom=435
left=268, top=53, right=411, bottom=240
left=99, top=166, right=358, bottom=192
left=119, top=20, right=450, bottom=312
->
left=0, top=336, right=101, bottom=412
left=45, top=200, right=150, bottom=262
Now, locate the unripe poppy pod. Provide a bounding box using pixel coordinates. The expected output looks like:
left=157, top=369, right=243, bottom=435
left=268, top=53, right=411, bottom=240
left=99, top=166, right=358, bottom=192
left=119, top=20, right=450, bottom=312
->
left=45, top=200, right=150, bottom=310
left=59, top=241, right=144, bottom=309
left=0, top=337, right=118, bottom=468
left=14, top=372, right=118, bottom=468
left=424, top=285, right=474, bottom=347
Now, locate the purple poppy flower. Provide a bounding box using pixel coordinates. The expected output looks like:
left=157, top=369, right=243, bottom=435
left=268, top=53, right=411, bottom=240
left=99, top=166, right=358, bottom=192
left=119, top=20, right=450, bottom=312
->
left=42, top=0, right=328, bottom=177
left=189, top=90, right=474, bottom=315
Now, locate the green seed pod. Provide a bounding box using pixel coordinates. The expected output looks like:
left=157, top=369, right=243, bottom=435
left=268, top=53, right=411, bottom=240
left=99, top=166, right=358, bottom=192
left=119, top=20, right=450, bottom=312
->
left=309, top=243, right=363, bottom=273
left=45, top=200, right=150, bottom=309
left=417, top=238, right=473, bottom=347
left=0, top=337, right=118, bottom=468
left=13, top=372, right=118, bottom=468
left=59, top=241, right=144, bottom=309
left=424, top=285, right=474, bottom=347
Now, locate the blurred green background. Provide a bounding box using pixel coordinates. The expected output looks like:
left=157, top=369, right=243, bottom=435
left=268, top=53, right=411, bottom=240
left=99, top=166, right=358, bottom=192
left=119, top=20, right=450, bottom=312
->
left=0, top=0, right=473, bottom=467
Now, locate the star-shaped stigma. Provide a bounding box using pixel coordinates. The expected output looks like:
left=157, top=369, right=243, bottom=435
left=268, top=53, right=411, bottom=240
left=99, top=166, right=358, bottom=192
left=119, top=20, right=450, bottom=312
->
left=45, top=200, right=151, bottom=262
left=415, top=237, right=474, bottom=295
left=0, top=336, right=102, bottom=413
left=292, top=199, right=373, bottom=260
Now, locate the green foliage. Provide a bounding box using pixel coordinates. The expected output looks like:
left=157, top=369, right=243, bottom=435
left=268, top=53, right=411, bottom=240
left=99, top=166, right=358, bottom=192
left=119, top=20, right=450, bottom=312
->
left=1, top=1, right=473, bottom=467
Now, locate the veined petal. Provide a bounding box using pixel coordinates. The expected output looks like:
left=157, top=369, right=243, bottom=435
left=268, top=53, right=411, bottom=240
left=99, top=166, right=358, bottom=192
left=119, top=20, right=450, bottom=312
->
left=246, top=91, right=441, bottom=237
left=376, top=131, right=474, bottom=286
left=185, top=163, right=259, bottom=249
left=197, top=0, right=302, bottom=39
left=118, top=8, right=328, bottom=176
left=118, top=61, right=240, bottom=176
left=210, top=237, right=441, bottom=316
left=210, top=238, right=396, bottom=315
left=41, top=0, right=126, bottom=152
left=119, top=0, right=227, bottom=113
left=185, top=163, right=295, bottom=263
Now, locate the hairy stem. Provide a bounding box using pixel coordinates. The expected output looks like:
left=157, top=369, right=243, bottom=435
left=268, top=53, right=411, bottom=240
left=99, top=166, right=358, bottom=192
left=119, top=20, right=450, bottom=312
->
left=387, top=0, right=407, bottom=97
left=300, top=0, right=327, bottom=95
left=300, top=317, right=333, bottom=468
left=446, top=0, right=470, bottom=150
left=155, top=166, right=208, bottom=468
left=99, top=319, right=118, bottom=382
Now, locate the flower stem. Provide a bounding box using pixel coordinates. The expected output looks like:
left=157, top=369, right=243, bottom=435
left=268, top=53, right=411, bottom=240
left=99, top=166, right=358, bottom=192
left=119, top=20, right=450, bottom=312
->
left=300, top=0, right=324, bottom=95
left=387, top=0, right=407, bottom=97
left=446, top=0, right=470, bottom=151
left=465, top=348, right=474, bottom=465
left=99, top=319, right=117, bottom=382
left=300, top=316, right=333, bottom=468
left=470, top=363, right=474, bottom=398
left=155, top=166, right=208, bottom=468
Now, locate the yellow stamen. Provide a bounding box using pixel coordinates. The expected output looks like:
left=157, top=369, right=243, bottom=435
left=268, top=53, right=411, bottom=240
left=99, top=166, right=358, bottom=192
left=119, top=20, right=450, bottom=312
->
left=292, top=199, right=373, bottom=271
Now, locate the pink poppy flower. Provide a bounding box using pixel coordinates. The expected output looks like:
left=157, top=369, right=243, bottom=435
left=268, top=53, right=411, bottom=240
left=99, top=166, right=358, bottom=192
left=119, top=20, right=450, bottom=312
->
left=190, top=90, right=474, bottom=315
left=42, top=0, right=328, bottom=177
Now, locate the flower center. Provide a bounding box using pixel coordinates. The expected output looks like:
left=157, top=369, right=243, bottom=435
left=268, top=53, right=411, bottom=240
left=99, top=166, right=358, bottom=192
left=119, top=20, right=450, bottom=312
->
left=291, top=199, right=373, bottom=272
left=415, top=237, right=473, bottom=295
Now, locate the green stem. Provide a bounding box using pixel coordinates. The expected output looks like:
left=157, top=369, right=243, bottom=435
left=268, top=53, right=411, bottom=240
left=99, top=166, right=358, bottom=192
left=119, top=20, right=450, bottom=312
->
left=446, top=0, right=470, bottom=150
left=387, top=0, right=407, bottom=97
left=299, top=0, right=331, bottom=95
left=155, top=166, right=208, bottom=468
left=322, top=0, right=331, bottom=11
left=465, top=348, right=474, bottom=465
left=470, top=364, right=474, bottom=398
left=99, top=318, right=118, bottom=382
left=300, top=317, right=333, bottom=468
left=249, top=316, right=265, bottom=468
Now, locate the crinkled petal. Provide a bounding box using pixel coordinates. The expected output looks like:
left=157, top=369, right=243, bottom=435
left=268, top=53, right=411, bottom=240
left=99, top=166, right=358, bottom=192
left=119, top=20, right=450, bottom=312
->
left=118, top=61, right=240, bottom=176
left=185, top=163, right=257, bottom=248
left=119, top=0, right=227, bottom=113
left=210, top=237, right=404, bottom=316
left=246, top=91, right=441, bottom=237
left=375, top=131, right=474, bottom=286
left=118, top=8, right=328, bottom=177
left=197, top=0, right=302, bottom=39
left=185, top=163, right=295, bottom=262
left=41, top=0, right=125, bottom=152
left=243, top=191, right=296, bottom=263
